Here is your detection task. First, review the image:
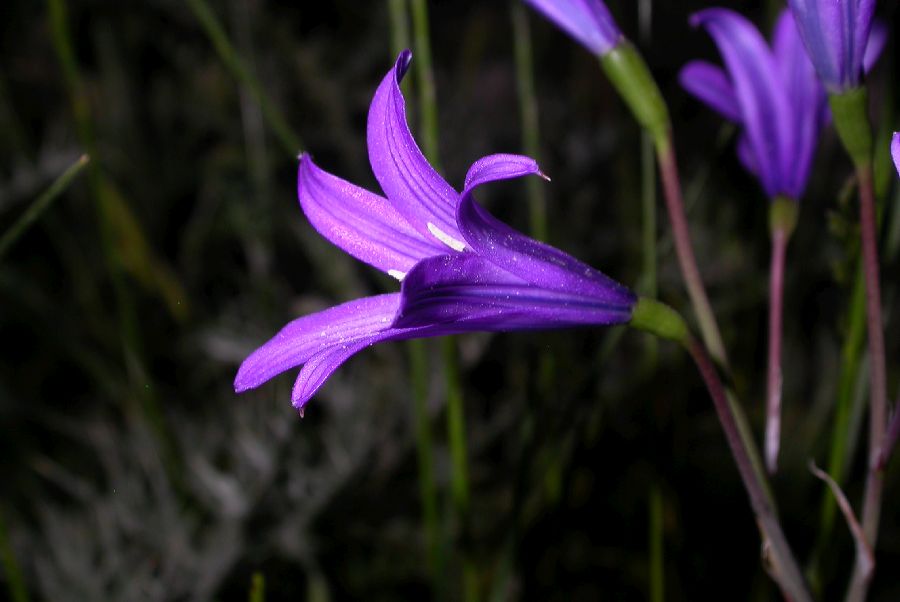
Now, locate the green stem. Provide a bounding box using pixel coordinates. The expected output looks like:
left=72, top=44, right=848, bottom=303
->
left=829, top=87, right=887, bottom=602
left=410, top=0, right=440, bottom=167
left=0, top=154, right=90, bottom=260
left=408, top=3, right=474, bottom=597
left=0, top=508, right=29, bottom=602
left=185, top=0, right=302, bottom=155
left=409, top=339, right=443, bottom=581
left=388, top=0, right=442, bottom=585
left=511, top=3, right=547, bottom=241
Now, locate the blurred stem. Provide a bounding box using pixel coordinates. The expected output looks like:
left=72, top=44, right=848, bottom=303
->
left=684, top=337, right=812, bottom=602
left=0, top=154, right=89, bottom=260
left=881, top=393, right=900, bottom=468
left=824, top=268, right=866, bottom=510
left=765, top=198, right=797, bottom=474
left=845, top=166, right=886, bottom=602
left=511, top=3, right=546, bottom=241
left=632, top=299, right=810, bottom=601
left=185, top=0, right=302, bottom=156
left=655, top=136, right=729, bottom=372
left=409, top=3, right=475, bottom=597
left=0, top=508, right=29, bottom=602
left=388, top=0, right=442, bottom=586
left=637, top=0, right=658, bottom=367
left=248, top=572, right=265, bottom=602
left=648, top=486, right=664, bottom=602
left=830, top=87, right=886, bottom=602
left=410, top=0, right=440, bottom=167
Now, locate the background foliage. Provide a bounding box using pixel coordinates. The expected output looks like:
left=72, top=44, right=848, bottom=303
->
left=0, top=0, right=898, bottom=600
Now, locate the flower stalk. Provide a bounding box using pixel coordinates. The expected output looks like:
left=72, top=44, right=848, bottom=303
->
left=829, top=86, right=887, bottom=602
left=765, top=197, right=797, bottom=474
left=631, top=298, right=812, bottom=602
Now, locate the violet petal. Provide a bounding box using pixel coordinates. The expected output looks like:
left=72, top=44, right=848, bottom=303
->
left=298, top=154, right=447, bottom=278
left=366, top=50, right=465, bottom=252
left=679, top=60, right=742, bottom=123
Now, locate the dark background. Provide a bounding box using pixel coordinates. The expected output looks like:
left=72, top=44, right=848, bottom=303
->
left=1, top=0, right=898, bottom=600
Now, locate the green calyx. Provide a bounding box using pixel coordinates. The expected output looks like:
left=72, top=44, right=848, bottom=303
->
left=769, top=196, right=798, bottom=236
left=828, top=86, right=873, bottom=170
left=629, top=297, right=690, bottom=345
left=600, top=41, right=670, bottom=147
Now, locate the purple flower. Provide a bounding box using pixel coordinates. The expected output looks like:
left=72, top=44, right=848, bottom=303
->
left=787, top=0, right=885, bottom=92
left=234, top=51, right=636, bottom=412
left=680, top=9, right=827, bottom=201
left=524, top=0, right=623, bottom=56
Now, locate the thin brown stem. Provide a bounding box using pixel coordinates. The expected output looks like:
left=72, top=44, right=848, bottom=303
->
left=846, top=166, right=887, bottom=602
left=686, top=337, right=811, bottom=602
left=656, top=137, right=729, bottom=371
left=765, top=226, right=789, bottom=474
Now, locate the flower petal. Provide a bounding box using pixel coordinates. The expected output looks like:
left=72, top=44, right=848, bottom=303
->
left=892, top=132, right=900, bottom=179
left=298, top=154, right=446, bottom=277
left=366, top=50, right=464, bottom=252
left=679, top=60, right=742, bottom=123
left=863, top=20, right=886, bottom=73
left=234, top=293, right=402, bottom=393
left=464, top=153, right=545, bottom=190
left=772, top=9, right=825, bottom=199
left=455, top=173, right=635, bottom=307
left=691, top=8, right=793, bottom=198
left=524, top=0, right=623, bottom=56
left=394, top=253, right=634, bottom=330
left=787, top=0, right=845, bottom=88
left=291, top=331, right=398, bottom=411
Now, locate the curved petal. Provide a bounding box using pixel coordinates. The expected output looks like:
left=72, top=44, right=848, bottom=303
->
left=679, top=60, right=742, bottom=123
left=298, top=154, right=446, bottom=278
left=394, top=253, right=634, bottom=330
left=234, top=294, right=402, bottom=393
left=292, top=331, right=398, bottom=411
left=366, top=50, right=464, bottom=252
left=455, top=176, right=635, bottom=307
left=772, top=9, right=825, bottom=199
left=691, top=8, right=793, bottom=198
left=892, top=132, right=900, bottom=179
left=523, top=0, right=623, bottom=56
left=464, top=153, right=545, bottom=190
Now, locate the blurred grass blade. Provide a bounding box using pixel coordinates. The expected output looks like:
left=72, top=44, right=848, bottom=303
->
left=0, top=509, right=29, bottom=602
left=388, top=0, right=443, bottom=586
left=248, top=572, right=265, bottom=602
left=47, top=0, right=189, bottom=322
left=186, top=0, right=302, bottom=156
left=649, top=485, right=664, bottom=602
left=511, top=3, right=546, bottom=241
left=0, top=154, right=89, bottom=261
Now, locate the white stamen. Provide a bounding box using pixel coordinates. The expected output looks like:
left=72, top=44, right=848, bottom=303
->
left=427, top=222, right=466, bottom=252
left=388, top=269, right=406, bottom=281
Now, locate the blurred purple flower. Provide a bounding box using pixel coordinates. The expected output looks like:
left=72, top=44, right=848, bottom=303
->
left=524, top=0, right=623, bottom=56
left=234, top=51, right=636, bottom=412
left=893, top=132, right=900, bottom=177
left=680, top=9, right=827, bottom=200
left=787, top=0, right=885, bottom=92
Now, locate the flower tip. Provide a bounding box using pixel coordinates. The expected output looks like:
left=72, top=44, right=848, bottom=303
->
left=395, top=49, right=413, bottom=82
left=538, top=170, right=551, bottom=182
